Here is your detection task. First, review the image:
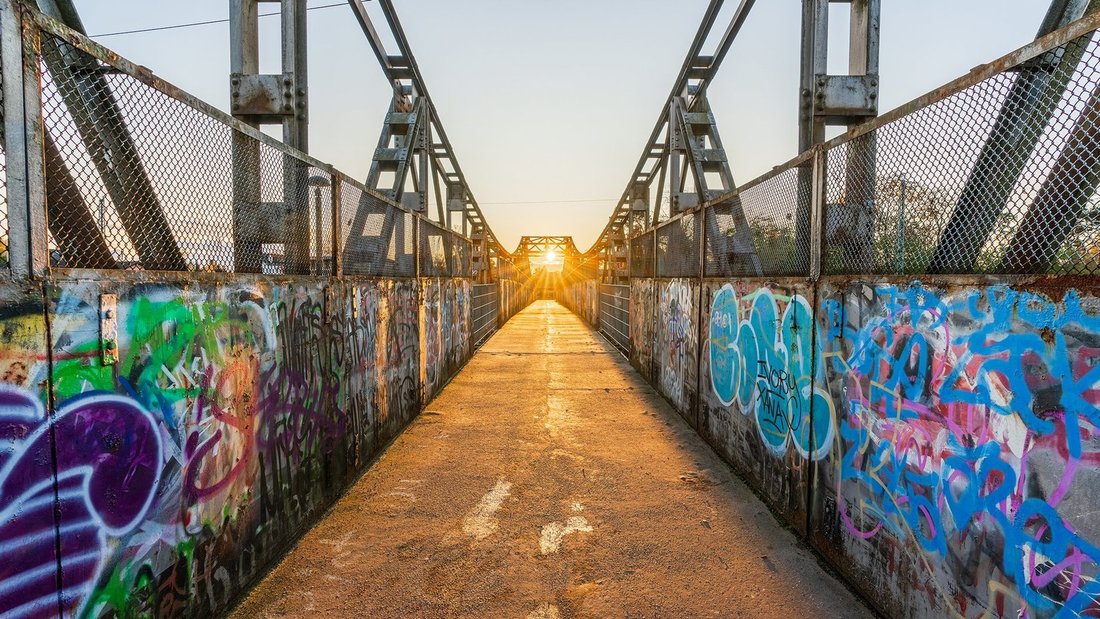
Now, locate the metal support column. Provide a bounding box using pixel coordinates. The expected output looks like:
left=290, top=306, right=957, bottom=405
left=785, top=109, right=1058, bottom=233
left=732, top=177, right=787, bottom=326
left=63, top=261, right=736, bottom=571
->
left=798, top=0, right=880, bottom=271
left=231, top=0, right=310, bottom=273
left=2, top=0, right=48, bottom=278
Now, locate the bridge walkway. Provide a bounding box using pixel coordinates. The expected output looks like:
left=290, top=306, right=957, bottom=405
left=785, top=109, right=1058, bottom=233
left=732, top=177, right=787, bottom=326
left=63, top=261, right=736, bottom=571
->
left=232, top=301, right=870, bottom=618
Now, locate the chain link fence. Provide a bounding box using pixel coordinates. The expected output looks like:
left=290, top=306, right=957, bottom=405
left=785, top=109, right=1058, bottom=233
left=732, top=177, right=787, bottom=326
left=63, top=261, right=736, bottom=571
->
left=419, top=219, right=450, bottom=277
left=655, top=213, right=700, bottom=277
left=39, top=32, right=321, bottom=273
left=340, top=179, right=415, bottom=277
left=625, top=20, right=1100, bottom=280
left=704, top=156, right=813, bottom=278
left=630, top=231, right=655, bottom=278
left=17, top=13, right=480, bottom=279
left=824, top=30, right=1100, bottom=276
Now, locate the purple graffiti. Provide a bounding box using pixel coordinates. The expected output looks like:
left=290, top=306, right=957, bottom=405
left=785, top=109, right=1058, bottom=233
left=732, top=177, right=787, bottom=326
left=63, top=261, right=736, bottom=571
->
left=0, top=387, right=163, bottom=618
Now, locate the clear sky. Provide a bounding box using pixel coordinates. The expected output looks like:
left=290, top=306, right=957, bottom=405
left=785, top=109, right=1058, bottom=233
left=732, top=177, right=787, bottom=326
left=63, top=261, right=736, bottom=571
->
left=73, top=1, right=1049, bottom=251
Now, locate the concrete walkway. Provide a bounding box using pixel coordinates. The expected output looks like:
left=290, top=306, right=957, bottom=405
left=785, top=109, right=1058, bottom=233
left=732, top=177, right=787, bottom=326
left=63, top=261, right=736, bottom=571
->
left=233, top=301, right=871, bottom=618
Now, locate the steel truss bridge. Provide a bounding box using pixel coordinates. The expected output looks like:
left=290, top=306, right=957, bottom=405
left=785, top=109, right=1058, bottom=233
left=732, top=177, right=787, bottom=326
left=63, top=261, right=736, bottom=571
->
left=0, top=0, right=1099, bottom=618
left=3, top=0, right=1095, bottom=283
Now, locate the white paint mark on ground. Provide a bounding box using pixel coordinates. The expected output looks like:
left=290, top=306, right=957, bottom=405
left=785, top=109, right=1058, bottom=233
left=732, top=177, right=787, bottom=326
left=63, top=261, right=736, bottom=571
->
left=319, top=531, right=360, bottom=570
left=539, top=516, right=593, bottom=554
left=384, top=479, right=423, bottom=503
left=545, top=394, right=571, bottom=437
left=527, top=603, right=561, bottom=619
left=462, top=478, right=513, bottom=540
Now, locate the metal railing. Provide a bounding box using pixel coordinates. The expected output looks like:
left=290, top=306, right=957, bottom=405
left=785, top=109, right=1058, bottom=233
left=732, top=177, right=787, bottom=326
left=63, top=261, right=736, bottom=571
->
left=635, top=12, right=1100, bottom=279
left=471, top=283, right=500, bottom=345
left=598, top=284, right=630, bottom=354
left=0, top=3, right=506, bottom=280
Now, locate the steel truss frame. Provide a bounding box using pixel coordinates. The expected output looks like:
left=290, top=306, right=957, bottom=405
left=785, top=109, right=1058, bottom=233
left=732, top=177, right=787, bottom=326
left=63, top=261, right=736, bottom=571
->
left=344, top=0, right=509, bottom=274
left=585, top=0, right=762, bottom=279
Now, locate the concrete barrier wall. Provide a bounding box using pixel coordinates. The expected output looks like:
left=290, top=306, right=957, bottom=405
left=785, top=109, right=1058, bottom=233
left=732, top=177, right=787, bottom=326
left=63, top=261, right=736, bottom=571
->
left=558, top=280, right=599, bottom=326
left=0, top=271, right=523, bottom=618
left=564, top=275, right=1100, bottom=618
left=499, top=278, right=531, bottom=326
left=700, top=279, right=819, bottom=530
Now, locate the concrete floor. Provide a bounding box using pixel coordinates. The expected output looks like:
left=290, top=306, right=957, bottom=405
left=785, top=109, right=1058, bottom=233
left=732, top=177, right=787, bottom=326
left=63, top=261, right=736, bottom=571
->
left=232, top=301, right=871, bottom=619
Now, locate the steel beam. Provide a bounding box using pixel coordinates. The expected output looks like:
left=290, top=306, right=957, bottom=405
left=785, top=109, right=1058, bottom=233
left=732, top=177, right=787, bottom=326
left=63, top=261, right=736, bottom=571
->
left=928, top=0, right=1099, bottom=273
left=587, top=0, right=759, bottom=261
left=35, top=0, right=187, bottom=271
left=1, top=0, right=49, bottom=277
left=345, top=0, right=510, bottom=261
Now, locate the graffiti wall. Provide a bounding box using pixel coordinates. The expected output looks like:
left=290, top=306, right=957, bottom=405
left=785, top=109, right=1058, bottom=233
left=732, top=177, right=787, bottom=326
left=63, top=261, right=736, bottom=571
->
left=563, top=276, right=1100, bottom=618
left=0, top=273, right=477, bottom=619
left=653, top=279, right=699, bottom=426
left=630, top=279, right=657, bottom=382
left=813, top=281, right=1100, bottom=618
left=699, top=280, right=831, bottom=528
left=558, top=280, right=598, bottom=326
left=420, top=279, right=471, bottom=405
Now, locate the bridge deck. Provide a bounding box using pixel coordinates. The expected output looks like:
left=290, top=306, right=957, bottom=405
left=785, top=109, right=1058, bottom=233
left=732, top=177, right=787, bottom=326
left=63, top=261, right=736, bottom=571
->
left=232, top=301, right=870, bottom=618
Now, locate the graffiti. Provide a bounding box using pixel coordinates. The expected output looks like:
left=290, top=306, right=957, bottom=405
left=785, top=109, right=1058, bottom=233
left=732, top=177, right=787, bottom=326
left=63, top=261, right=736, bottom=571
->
left=333, top=285, right=380, bottom=465
left=0, top=275, right=477, bottom=618
left=823, top=284, right=1100, bottom=616
left=422, top=280, right=443, bottom=399
left=420, top=279, right=472, bottom=408
left=0, top=387, right=162, bottom=618
left=382, top=281, right=420, bottom=438
left=659, top=281, right=694, bottom=409
left=707, top=285, right=834, bottom=460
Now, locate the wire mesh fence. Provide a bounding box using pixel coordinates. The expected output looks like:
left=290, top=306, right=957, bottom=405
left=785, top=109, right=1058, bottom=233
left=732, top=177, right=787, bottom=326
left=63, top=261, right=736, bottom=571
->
left=418, top=219, right=451, bottom=277
left=655, top=213, right=700, bottom=277
left=621, top=20, right=1100, bottom=280
left=16, top=13, right=479, bottom=279
left=823, top=29, right=1100, bottom=276
left=630, top=231, right=655, bottom=278
left=704, top=158, right=813, bottom=278
left=452, top=235, right=472, bottom=278
left=15, top=4, right=1100, bottom=282
left=39, top=32, right=320, bottom=273
left=340, top=178, right=416, bottom=277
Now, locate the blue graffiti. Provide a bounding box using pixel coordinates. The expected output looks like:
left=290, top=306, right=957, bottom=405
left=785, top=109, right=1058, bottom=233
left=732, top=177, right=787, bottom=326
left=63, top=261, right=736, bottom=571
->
left=708, top=285, right=834, bottom=460
left=828, top=283, right=1100, bottom=615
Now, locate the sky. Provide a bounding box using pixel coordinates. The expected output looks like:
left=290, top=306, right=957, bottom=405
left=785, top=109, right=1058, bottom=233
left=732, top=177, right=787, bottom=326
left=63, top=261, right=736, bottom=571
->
left=72, top=0, right=1050, bottom=252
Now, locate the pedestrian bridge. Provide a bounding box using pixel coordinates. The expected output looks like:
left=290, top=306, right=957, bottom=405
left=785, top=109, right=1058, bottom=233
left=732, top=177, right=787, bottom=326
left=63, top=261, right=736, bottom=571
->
left=1, top=0, right=1099, bottom=618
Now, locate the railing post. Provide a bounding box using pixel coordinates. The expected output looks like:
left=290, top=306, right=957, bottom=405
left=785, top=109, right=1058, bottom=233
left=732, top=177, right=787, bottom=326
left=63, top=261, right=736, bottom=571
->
left=330, top=168, right=342, bottom=278
left=694, top=205, right=707, bottom=431
left=413, top=215, right=421, bottom=279
left=809, top=147, right=827, bottom=282
left=4, top=1, right=48, bottom=279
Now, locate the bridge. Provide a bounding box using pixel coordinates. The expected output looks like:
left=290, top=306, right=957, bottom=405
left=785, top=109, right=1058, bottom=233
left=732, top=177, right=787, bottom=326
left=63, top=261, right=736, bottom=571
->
left=0, top=0, right=1097, bottom=617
